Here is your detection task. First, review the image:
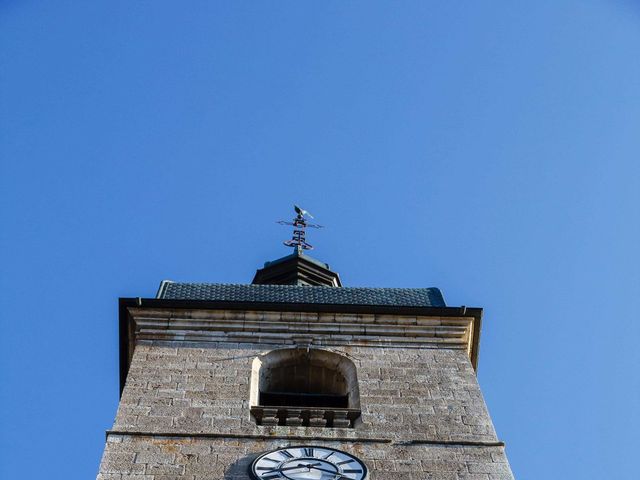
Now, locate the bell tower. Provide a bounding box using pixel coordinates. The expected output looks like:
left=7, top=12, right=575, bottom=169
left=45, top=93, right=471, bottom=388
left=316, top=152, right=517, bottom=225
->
left=97, top=208, right=514, bottom=479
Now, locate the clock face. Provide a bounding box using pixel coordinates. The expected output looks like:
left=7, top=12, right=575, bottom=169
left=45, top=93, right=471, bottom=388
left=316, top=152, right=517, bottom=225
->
left=250, top=446, right=368, bottom=480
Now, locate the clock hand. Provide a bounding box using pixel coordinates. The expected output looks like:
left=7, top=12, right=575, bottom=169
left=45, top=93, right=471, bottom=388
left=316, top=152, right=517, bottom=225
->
left=282, top=462, right=321, bottom=471
left=262, top=462, right=321, bottom=475
left=306, top=465, right=345, bottom=476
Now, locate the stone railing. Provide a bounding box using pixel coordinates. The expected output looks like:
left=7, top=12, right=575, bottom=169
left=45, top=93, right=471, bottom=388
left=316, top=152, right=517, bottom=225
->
left=250, top=406, right=361, bottom=428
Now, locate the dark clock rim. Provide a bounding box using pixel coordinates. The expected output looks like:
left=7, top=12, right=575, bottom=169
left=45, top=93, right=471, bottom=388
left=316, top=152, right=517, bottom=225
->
left=248, top=445, right=369, bottom=480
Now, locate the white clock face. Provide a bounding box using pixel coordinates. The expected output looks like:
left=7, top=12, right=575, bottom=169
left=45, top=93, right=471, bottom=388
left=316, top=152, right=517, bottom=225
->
left=250, top=446, right=368, bottom=480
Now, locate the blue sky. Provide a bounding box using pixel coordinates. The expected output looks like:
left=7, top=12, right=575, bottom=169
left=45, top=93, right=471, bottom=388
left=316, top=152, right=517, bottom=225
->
left=1, top=1, right=639, bottom=478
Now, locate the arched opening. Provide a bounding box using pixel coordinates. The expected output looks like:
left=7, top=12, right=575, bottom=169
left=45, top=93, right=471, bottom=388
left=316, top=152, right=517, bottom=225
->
left=250, top=348, right=361, bottom=428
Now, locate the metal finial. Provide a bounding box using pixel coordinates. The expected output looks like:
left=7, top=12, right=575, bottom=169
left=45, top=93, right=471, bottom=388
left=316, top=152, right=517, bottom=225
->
left=276, top=205, right=323, bottom=252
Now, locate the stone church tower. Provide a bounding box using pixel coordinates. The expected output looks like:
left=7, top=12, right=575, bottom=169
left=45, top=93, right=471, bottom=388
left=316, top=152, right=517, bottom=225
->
left=97, top=224, right=515, bottom=479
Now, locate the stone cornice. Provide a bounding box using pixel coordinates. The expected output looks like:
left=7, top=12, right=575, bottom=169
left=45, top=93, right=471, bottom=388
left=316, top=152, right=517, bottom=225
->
left=128, top=307, right=474, bottom=349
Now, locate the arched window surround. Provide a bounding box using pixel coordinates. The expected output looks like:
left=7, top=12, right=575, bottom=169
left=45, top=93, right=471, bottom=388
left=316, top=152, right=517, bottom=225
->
left=249, top=347, right=361, bottom=428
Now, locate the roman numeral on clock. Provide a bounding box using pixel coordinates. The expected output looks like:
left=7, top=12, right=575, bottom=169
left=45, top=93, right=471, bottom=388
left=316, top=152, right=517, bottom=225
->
left=303, top=447, right=314, bottom=457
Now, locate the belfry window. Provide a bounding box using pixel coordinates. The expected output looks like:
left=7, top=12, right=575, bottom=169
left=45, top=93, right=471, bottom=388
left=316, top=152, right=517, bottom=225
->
left=250, top=348, right=361, bottom=428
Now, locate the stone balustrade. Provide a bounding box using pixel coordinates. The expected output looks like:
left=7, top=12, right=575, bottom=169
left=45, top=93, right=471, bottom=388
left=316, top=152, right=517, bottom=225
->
left=250, top=406, right=361, bottom=428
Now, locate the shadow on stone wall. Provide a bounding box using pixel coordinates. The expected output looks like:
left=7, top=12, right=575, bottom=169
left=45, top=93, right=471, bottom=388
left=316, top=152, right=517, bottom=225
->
left=224, top=453, right=258, bottom=480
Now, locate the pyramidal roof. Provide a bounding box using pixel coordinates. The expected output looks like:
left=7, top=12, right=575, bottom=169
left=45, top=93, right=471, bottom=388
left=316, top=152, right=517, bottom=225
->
left=252, top=250, right=342, bottom=287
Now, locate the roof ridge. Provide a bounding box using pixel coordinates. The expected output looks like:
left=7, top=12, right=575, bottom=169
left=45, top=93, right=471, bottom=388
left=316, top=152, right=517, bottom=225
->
left=163, top=281, right=439, bottom=291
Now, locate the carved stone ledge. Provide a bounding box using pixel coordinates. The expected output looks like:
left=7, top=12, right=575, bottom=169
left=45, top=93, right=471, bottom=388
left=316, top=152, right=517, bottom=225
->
left=250, top=406, right=360, bottom=429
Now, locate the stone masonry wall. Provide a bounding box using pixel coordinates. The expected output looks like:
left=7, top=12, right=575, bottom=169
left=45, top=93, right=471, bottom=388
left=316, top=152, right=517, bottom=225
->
left=97, top=340, right=514, bottom=478
left=98, top=435, right=513, bottom=480
left=112, top=342, right=496, bottom=442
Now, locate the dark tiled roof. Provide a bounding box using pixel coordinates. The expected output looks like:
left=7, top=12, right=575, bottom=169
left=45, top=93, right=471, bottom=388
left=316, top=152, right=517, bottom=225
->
left=156, top=281, right=445, bottom=307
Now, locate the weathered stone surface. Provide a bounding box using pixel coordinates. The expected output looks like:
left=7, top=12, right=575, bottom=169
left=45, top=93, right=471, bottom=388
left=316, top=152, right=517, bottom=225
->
left=97, top=308, right=514, bottom=479
left=111, top=343, right=497, bottom=443
left=97, top=435, right=513, bottom=479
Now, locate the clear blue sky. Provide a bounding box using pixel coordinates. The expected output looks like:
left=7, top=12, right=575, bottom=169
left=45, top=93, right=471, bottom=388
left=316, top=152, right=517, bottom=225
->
left=1, top=2, right=639, bottom=479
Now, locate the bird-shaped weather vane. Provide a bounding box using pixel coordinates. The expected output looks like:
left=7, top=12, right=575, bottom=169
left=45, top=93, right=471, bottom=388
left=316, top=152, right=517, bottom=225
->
left=277, top=205, right=323, bottom=253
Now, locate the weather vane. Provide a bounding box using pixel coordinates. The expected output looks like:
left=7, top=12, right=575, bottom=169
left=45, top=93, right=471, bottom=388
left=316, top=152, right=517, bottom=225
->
left=277, top=205, right=323, bottom=253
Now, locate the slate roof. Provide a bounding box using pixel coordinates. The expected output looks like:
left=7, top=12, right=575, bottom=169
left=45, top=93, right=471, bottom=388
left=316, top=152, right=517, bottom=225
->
left=156, top=281, right=446, bottom=307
